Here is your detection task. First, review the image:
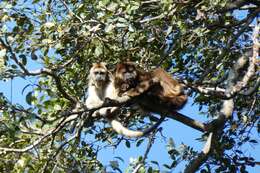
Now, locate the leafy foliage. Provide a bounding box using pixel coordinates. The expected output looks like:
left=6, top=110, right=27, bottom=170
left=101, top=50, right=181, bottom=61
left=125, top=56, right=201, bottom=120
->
left=0, top=0, right=259, bottom=172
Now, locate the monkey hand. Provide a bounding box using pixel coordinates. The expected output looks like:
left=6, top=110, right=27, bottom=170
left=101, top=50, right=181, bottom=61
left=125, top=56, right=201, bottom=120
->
left=103, top=97, right=120, bottom=106
left=117, top=95, right=131, bottom=103
left=152, top=77, right=160, bottom=84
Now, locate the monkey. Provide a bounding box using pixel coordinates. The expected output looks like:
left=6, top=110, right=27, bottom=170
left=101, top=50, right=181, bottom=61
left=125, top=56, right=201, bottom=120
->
left=112, top=60, right=187, bottom=114
left=85, top=62, right=111, bottom=109
left=85, top=62, right=164, bottom=138
left=85, top=62, right=126, bottom=117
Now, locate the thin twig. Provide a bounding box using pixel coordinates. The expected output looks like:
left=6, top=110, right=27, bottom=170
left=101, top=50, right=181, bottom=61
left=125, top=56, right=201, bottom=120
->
left=0, top=114, right=79, bottom=154
left=132, top=130, right=157, bottom=173
left=59, top=0, right=83, bottom=23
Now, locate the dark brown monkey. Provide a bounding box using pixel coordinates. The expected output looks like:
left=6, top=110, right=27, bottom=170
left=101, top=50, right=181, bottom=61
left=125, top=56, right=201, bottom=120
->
left=113, top=61, right=187, bottom=114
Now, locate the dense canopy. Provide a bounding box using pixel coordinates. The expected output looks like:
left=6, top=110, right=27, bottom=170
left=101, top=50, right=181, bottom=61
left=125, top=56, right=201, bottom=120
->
left=0, top=0, right=259, bottom=172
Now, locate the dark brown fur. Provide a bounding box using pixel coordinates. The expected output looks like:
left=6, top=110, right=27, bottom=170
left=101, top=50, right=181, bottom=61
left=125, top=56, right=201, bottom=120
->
left=114, top=61, right=187, bottom=113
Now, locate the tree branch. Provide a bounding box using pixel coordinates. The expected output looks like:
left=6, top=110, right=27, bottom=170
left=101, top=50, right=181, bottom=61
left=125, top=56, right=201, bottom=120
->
left=73, top=99, right=207, bottom=133
left=168, top=112, right=206, bottom=132
left=217, top=0, right=251, bottom=13
left=140, top=14, right=164, bottom=24
left=0, top=114, right=79, bottom=154
left=228, top=24, right=259, bottom=97
left=132, top=130, right=157, bottom=173
left=241, top=78, right=260, bottom=95
left=184, top=23, right=259, bottom=173
left=184, top=133, right=213, bottom=173
left=0, top=37, right=78, bottom=104
left=59, top=0, right=83, bottom=23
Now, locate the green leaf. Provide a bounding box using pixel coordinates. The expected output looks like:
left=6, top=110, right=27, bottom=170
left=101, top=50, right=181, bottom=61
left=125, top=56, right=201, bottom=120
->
left=31, top=51, right=38, bottom=60
left=116, top=23, right=127, bottom=28
left=125, top=140, right=130, bottom=148
left=114, top=157, right=124, bottom=163
left=11, top=64, right=17, bottom=69
left=109, top=160, right=119, bottom=169
left=151, top=160, right=159, bottom=166
left=107, top=2, right=118, bottom=11
left=249, top=139, right=258, bottom=144
left=44, top=22, right=55, bottom=28
left=0, top=49, right=7, bottom=58
left=19, top=54, right=27, bottom=65
left=166, top=26, right=173, bottom=36
left=105, top=24, right=115, bottom=33
left=128, top=24, right=135, bottom=32
left=54, top=104, right=62, bottom=111
left=94, top=45, right=103, bottom=57
left=136, top=139, right=144, bottom=147
left=163, top=164, right=171, bottom=169
left=138, top=167, right=146, bottom=173
left=26, top=91, right=33, bottom=105
left=147, top=167, right=153, bottom=173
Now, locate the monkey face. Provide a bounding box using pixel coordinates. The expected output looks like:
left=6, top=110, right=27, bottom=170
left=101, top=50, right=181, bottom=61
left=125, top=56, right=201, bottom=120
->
left=93, top=70, right=107, bottom=81
left=116, top=63, right=137, bottom=81
left=89, top=63, right=109, bottom=83
left=115, top=63, right=138, bottom=92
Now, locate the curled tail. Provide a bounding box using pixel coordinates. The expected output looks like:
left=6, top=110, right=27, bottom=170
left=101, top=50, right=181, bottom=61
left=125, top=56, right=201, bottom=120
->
left=109, top=117, right=165, bottom=138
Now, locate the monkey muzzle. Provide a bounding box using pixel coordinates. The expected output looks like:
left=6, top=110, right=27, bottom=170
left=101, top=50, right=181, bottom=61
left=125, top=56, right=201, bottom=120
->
left=123, top=72, right=136, bottom=81
left=94, top=72, right=107, bottom=81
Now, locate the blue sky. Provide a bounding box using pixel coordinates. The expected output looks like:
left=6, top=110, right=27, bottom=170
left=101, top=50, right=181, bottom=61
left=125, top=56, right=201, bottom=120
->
left=1, top=77, right=259, bottom=172
left=0, top=3, right=259, bottom=173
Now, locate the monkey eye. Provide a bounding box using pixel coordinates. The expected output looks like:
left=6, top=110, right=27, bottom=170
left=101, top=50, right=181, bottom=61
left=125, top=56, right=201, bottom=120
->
left=94, top=71, right=105, bottom=75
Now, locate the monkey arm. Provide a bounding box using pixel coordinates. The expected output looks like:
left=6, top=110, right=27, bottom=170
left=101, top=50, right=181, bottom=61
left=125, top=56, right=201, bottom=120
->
left=122, top=77, right=160, bottom=97
left=103, top=96, right=130, bottom=105
left=105, top=77, right=159, bottom=104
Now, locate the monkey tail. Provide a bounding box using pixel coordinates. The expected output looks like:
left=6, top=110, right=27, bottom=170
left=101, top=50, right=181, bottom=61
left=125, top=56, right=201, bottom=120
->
left=109, top=117, right=165, bottom=138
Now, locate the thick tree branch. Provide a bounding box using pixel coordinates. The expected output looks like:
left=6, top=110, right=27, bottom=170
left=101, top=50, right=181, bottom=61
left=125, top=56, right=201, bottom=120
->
left=184, top=23, right=259, bottom=173
left=74, top=99, right=207, bottom=133
left=184, top=44, right=258, bottom=99
left=183, top=81, right=226, bottom=97
left=241, top=78, right=260, bottom=95
left=228, top=24, right=259, bottom=97
left=168, top=112, right=206, bottom=132
left=184, top=133, right=213, bottom=173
